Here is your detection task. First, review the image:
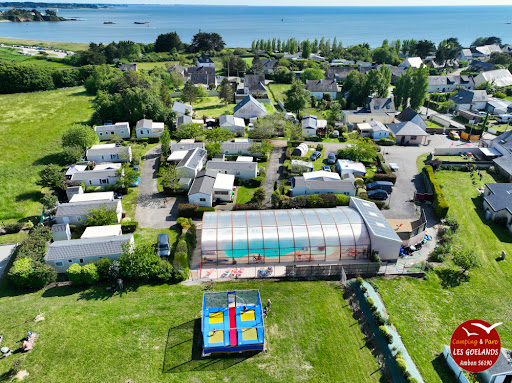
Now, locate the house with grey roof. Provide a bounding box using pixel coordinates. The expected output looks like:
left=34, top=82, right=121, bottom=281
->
left=356, top=121, right=390, bottom=139
left=450, top=89, right=489, bottom=111
left=235, top=75, right=269, bottom=102
left=135, top=119, right=165, bottom=138
left=302, top=115, right=327, bottom=137
left=396, top=107, right=427, bottom=130
left=45, top=234, right=134, bottom=273
left=427, top=75, right=475, bottom=93
left=459, top=48, right=473, bottom=62
left=477, top=347, right=512, bottom=383
left=54, top=199, right=122, bottom=226
left=119, top=63, right=137, bottom=72
left=341, top=97, right=397, bottom=124
left=471, top=44, right=502, bottom=60
left=291, top=172, right=356, bottom=197
left=221, top=139, right=260, bottom=156
left=185, top=66, right=217, bottom=86
left=261, top=59, right=278, bottom=74
left=469, top=60, right=496, bottom=72
left=93, top=122, right=131, bottom=141
left=86, top=144, right=132, bottom=163
left=219, top=115, right=246, bottom=136
left=483, top=183, right=512, bottom=232
left=233, top=95, right=268, bottom=119
left=197, top=53, right=215, bottom=68
left=166, top=64, right=186, bottom=76
left=176, top=147, right=207, bottom=179
left=172, top=101, right=193, bottom=117
left=386, top=121, right=428, bottom=145
left=325, top=66, right=357, bottom=81
left=306, top=79, right=338, bottom=100
left=188, top=170, right=235, bottom=207
left=205, top=160, right=258, bottom=180
left=490, top=130, right=512, bottom=178
left=70, top=163, right=121, bottom=187
left=51, top=223, right=71, bottom=242
left=170, top=141, right=205, bottom=153
left=366, top=97, right=396, bottom=114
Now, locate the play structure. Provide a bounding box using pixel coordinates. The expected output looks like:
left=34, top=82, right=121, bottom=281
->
left=202, top=290, right=265, bottom=356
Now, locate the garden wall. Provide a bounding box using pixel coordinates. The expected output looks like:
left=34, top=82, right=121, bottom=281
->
left=442, top=346, right=471, bottom=383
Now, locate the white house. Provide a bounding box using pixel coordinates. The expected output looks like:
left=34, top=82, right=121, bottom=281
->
left=212, top=173, right=235, bottom=204
left=233, top=95, right=268, bottom=119
left=335, top=160, right=367, bottom=177
left=70, top=163, right=121, bottom=187
left=54, top=199, right=122, bottom=226
left=386, top=121, right=429, bottom=145
left=398, top=57, right=423, bottom=69
left=45, top=234, right=134, bottom=273
left=65, top=164, right=87, bottom=180
left=197, top=53, right=215, bottom=68
left=86, top=144, right=132, bottom=163
left=427, top=75, right=475, bottom=93
left=188, top=170, right=235, bottom=207
left=356, top=121, right=389, bottom=139
left=474, top=69, right=512, bottom=88
left=450, top=89, right=489, bottom=111
left=170, top=141, right=205, bottom=153
left=291, top=172, right=356, bottom=197
left=396, top=107, right=427, bottom=130
left=135, top=119, right=165, bottom=138
left=205, top=160, right=258, bottom=180
left=81, top=224, right=122, bottom=239
left=69, top=191, right=114, bottom=203
left=219, top=115, right=246, bottom=136
left=471, top=44, right=502, bottom=60
left=459, top=49, right=473, bottom=62
left=176, top=148, right=207, bottom=179
left=221, top=140, right=259, bottom=156
left=172, top=101, right=193, bottom=117
left=305, top=79, right=338, bottom=100
left=302, top=115, right=327, bottom=137
left=94, top=122, right=131, bottom=141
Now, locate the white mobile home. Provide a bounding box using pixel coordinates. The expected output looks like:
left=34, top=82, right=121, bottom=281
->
left=54, top=199, right=122, bottom=226
left=70, top=163, right=121, bottom=187
left=176, top=148, right=207, bottom=179
left=135, top=119, right=165, bottom=138
left=205, top=161, right=258, bottom=181
left=86, top=144, right=132, bottom=163
left=93, top=122, right=131, bottom=141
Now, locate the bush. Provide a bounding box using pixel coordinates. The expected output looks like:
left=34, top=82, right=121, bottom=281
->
left=66, top=263, right=85, bottom=285
left=196, top=206, right=215, bottom=217
left=316, top=144, right=324, bottom=151
left=248, top=176, right=265, bottom=187
left=493, top=91, right=506, bottom=99
left=82, top=263, right=100, bottom=285
left=396, top=358, right=408, bottom=373
left=378, top=138, right=395, bottom=146
left=336, top=194, right=350, bottom=206
left=121, top=220, right=138, bottom=233
left=175, top=239, right=189, bottom=255
left=373, top=173, right=397, bottom=184
left=178, top=203, right=199, bottom=218
left=366, top=297, right=375, bottom=306
left=430, top=247, right=447, bottom=262
left=94, top=257, right=113, bottom=281
left=373, top=310, right=386, bottom=326
left=4, top=222, right=24, bottom=234
left=379, top=325, right=393, bottom=344
left=423, top=165, right=449, bottom=218
left=318, top=193, right=337, bottom=208
left=356, top=277, right=364, bottom=285
left=172, top=250, right=189, bottom=280
left=407, top=378, right=418, bottom=383
left=354, top=178, right=365, bottom=187
left=370, top=251, right=381, bottom=263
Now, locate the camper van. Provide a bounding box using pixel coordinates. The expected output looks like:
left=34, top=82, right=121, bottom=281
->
left=497, top=114, right=512, bottom=124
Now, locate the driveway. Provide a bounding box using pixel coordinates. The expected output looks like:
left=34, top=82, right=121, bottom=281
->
left=135, top=145, right=184, bottom=229
left=262, top=146, right=286, bottom=205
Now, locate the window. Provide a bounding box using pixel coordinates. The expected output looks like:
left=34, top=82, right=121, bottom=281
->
left=79, top=259, right=84, bottom=263
left=374, top=105, right=379, bottom=109
left=68, top=259, right=73, bottom=263
left=99, top=132, right=103, bottom=136
left=200, top=198, right=206, bottom=202
left=238, top=150, right=242, bottom=154
left=89, top=180, right=92, bottom=185
left=410, top=136, right=417, bottom=140
left=215, top=191, right=229, bottom=195
left=55, top=262, right=63, bottom=267
left=120, top=130, right=125, bottom=134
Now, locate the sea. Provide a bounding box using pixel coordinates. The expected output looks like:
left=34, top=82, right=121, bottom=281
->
left=0, top=4, right=512, bottom=48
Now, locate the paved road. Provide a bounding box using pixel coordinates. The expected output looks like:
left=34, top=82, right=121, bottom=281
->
left=135, top=145, right=184, bottom=229
left=262, top=147, right=286, bottom=206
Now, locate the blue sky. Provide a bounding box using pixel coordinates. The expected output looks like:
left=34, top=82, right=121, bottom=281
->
left=67, top=0, right=512, bottom=5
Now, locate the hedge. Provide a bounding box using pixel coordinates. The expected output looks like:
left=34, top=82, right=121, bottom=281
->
left=178, top=203, right=198, bottom=218
left=373, top=173, right=397, bottom=184
left=423, top=165, right=449, bottom=218
left=248, top=176, right=265, bottom=187
left=172, top=251, right=189, bottom=279
left=121, top=221, right=138, bottom=233
left=4, top=222, right=23, bottom=234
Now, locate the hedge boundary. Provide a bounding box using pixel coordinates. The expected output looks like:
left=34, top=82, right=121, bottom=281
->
left=423, top=165, right=449, bottom=218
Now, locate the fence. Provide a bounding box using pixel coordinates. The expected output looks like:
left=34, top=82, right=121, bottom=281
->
left=434, top=147, right=481, bottom=156
left=443, top=346, right=471, bottom=383
left=460, top=132, right=481, bottom=141
left=285, top=263, right=381, bottom=279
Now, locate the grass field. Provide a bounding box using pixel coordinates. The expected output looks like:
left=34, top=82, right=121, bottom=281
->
left=268, top=83, right=326, bottom=118
left=0, top=280, right=383, bottom=383
left=0, top=47, right=74, bottom=67
left=0, top=86, right=94, bottom=223
left=0, top=37, right=88, bottom=51
left=236, top=186, right=257, bottom=204
left=375, top=170, right=512, bottom=383
left=193, top=96, right=236, bottom=118
left=136, top=61, right=178, bottom=71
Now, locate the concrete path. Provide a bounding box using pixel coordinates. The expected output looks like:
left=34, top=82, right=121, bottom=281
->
left=262, top=147, right=286, bottom=206
left=135, top=145, right=184, bottom=229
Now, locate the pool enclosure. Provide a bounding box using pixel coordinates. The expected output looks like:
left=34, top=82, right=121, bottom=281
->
left=201, top=207, right=372, bottom=265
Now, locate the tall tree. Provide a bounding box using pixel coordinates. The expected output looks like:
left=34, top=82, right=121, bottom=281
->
left=344, top=70, right=370, bottom=107
left=301, top=40, right=311, bottom=59
left=366, top=66, right=391, bottom=98
left=394, top=67, right=412, bottom=110
left=218, top=78, right=232, bottom=105
left=284, top=80, right=310, bottom=117
left=189, top=32, right=225, bottom=52
left=302, top=68, right=325, bottom=81
left=37, top=165, right=65, bottom=191
left=415, top=40, right=435, bottom=59
left=409, top=65, right=429, bottom=111
left=154, top=32, right=182, bottom=53
left=182, top=80, right=199, bottom=104
left=160, top=127, right=171, bottom=156
left=176, top=122, right=203, bottom=140
left=251, top=55, right=263, bottom=74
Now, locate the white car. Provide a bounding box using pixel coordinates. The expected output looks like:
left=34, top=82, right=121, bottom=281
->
left=389, top=163, right=399, bottom=172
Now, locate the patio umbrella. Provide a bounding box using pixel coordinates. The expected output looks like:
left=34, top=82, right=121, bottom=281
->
left=465, top=143, right=473, bottom=147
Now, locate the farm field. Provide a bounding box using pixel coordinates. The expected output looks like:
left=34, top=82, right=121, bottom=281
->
left=0, top=37, right=88, bottom=51
left=0, top=280, right=383, bottom=383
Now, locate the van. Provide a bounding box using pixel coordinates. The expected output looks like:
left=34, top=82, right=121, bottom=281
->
left=497, top=114, right=512, bottom=124
left=332, top=130, right=340, bottom=138
left=157, top=233, right=170, bottom=257
left=367, top=181, right=393, bottom=193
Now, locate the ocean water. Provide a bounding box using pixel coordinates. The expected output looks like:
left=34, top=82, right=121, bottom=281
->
left=0, top=4, right=511, bottom=48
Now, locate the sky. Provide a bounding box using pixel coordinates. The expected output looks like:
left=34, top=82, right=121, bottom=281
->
left=61, top=0, right=512, bottom=5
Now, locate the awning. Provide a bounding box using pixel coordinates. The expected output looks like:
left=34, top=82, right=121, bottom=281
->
left=480, top=147, right=502, bottom=157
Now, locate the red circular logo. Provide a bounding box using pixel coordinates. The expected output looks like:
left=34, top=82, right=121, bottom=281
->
left=450, top=319, right=502, bottom=373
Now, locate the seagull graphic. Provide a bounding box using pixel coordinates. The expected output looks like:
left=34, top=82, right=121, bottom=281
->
left=462, top=327, right=478, bottom=337
left=471, top=322, right=503, bottom=334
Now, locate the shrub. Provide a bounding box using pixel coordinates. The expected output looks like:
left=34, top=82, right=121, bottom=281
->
left=493, top=91, right=506, bottom=99
left=373, top=173, right=397, bottom=184
left=336, top=194, right=350, bottom=206
left=121, top=220, right=138, bottom=233
left=196, top=207, right=215, bottom=217
left=430, top=247, right=447, bottom=262
left=248, top=176, right=265, bottom=187
left=373, top=310, right=386, bottom=326
left=81, top=263, right=100, bottom=285
left=316, top=144, right=324, bottom=151
left=366, top=297, right=375, bottom=306
left=4, top=222, right=23, bottom=234
left=379, top=325, right=393, bottom=343
left=378, top=138, right=395, bottom=146
left=407, top=378, right=418, bottom=383
left=354, top=178, right=365, bottom=187
left=318, top=193, right=337, bottom=208
left=175, top=239, right=189, bottom=255
left=178, top=203, right=199, bottom=218
left=370, top=251, right=381, bottom=263
left=396, top=358, right=408, bottom=373
left=66, top=263, right=85, bottom=285
left=94, top=257, right=113, bottom=281
left=423, top=165, right=449, bottom=218
left=172, top=251, right=189, bottom=280
left=356, top=277, right=364, bottom=285
left=119, top=243, right=178, bottom=282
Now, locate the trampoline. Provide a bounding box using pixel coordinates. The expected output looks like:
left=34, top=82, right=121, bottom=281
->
left=202, top=290, right=265, bottom=356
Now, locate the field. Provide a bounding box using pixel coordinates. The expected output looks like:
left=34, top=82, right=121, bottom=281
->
left=136, top=61, right=178, bottom=71
left=0, top=37, right=88, bottom=51
left=0, top=280, right=383, bottom=383
left=193, top=96, right=236, bottom=118
left=268, top=83, right=326, bottom=118
left=0, top=86, right=94, bottom=224
left=0, top=47, right=74, bottom=67
left=375, top=170, right=512, bottom=383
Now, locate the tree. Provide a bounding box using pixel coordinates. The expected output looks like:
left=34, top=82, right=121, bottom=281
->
left=366, top=66, right=391, bottom=98
left=116, top=163, right=140, bottom=190
left=302, top=68, right=325, bottom=81
left=176, top=122, right=203, bottom=140
left=252, top=188, right=266, bottom=204
left=85, top=206, right=118, bottom=227
left=161, top=164, right=180, bottom=193
left=326, top=101, right=342, bottom=124
left=62, top=145, right=84, bottom=164
left=471, top=36, right=502, bottom=47
left=453, top=249, right=480, bottom=274
left=154, top=32, right=182, bottom=53
left=182, top=80, right=200, bottom=104
left=189, top=32, right=225, bottom=52
left=284, top=80, right=310, bottom=117
left=218, top=78, right=233, bottom=105
left=489, top=52, right=512, bottom=66
left=394, top=67, right=412, bottom=110
left=285, top=121, right=303, bottom=141
left=41, top=194, right=58, bottom=212
left=301, top=40, right=311, bottom=59
left=409, top=65, right=429, bottom=111
left=415, top=40, right=435, bottom=59
left=37, top=165, right=65, bottom=191
left=249, top=140, right=273, bottom=159
left=274, top=68, right=294, bottom=84
left=372, top=47, right=396, bottom=65
left=205, top=142, right=221, bottom=158
left=205, top=127, right=234, bottom=143
left=118, top=242, right=175, bottom=282
left=344, top=70, right=370, bottom=107
left=251, top=55, right=263, bottom=75
left=160, top=127, right=171, bottom=157
left=435, top=40, right=460, bottom=67
left=342, top=138, right=376, bottom=162
left=62, top=124, right=98, bottom=151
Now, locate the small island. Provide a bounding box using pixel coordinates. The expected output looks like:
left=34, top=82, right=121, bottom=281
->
left=0, top=8, right=68, bottom=22
left=0, top=2, right=114, bottom=9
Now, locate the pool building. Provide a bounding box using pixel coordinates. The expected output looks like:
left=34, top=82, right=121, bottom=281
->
left=201, top=198, right=402, bottom=265
left=202, top=290, right=265, bottom=356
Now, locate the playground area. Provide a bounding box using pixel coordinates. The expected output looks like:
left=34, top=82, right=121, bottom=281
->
left=202, top=290, right=265, bottom=356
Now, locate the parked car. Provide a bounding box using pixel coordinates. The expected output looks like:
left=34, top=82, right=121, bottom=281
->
left=327, top=152, right=336, bottom=164
left=477, top=111, right=487, bottom=117
left=367, top=189, right=389, bottom=201
left=367, top=181, right=393, bottom=193
left=332, top=130, right=340, bottom=138
left=449, top=130, right=460, bottom=140
left=321, top=166, right=332, bottom=172
left=310, top=151, right=321, bottom=161
left=157, top=233, right=171, bottom=257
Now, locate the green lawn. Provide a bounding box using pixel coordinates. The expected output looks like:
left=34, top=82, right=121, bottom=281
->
left=433, top=155, right=474, bottom=162
left=313, top=148, right=327, bottom=170
left=133, top=227, right=179, bottom=247
left=268, top=83, right=326, bottom=118
left=488, top=123, right=511, bottom=133
left=426, top=120, right=443, bottom=128
left=136, top=61, right=178, bottom=71
left=0, top=86, right=94, bottom=223
left=375, top=170, right=512, bottom=383
left=0, top=37, right=88, bottom=51
left=193, top=97, right=236, bottom=118
left=236, top=186, right=257, bottom=204
left=0, top=280, right=382, bottom=383
left=0, top=47, right=74, bottom=68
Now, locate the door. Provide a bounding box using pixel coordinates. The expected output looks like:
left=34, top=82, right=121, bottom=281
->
left=401, top=136, right=405, bottom=145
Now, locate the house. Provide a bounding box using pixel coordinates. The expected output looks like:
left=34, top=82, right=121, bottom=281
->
left=185, top=66, right=217, bottom=86
left=477, top=347, right=512, bottom=383
left=219, top=115, right=246, bottom=136
left=331, top=59, right=355, bottom=66
left=292, top=143, right=309, bottom=157
left=188, top=170, right=235, bottom=207
left=176, top=114, right=192, bottom=128
left=490, top=130, right=512, bottom=178
left=367, top=97, right=396, bottom=113
left=398, top=57, right=423, bottom=69
left=221, top=139, right=258, bottom=156
left=302, top=115, right=327, bottom=137
left=306, top=79, right=338, bottom=100
left=386, top=121, right=429, bottom=145
left=65, top=164, right=87, bottom=180
left=341, top=97, right=396, bottom=124
left=235, top=75, right=268, bottom=102
left=325, top=66, right=357, bottom=81
left=503, top=44, right=512, bottom=54
left=459, top=49, right=473, bottom=62
left=389, top=67, right=408, bottom=84
left=290, top=160, right=314, bottom=173
left=261, top=59, right=278, bottom=74
left=81, top=224, right=122, bottom=239
left=397, top=107, right=427, bottom=130
left=205, top=160, right=258, bottom=181
left=172, top=101, right=193, bottom=117
left=335, top=160, right=367, bottom=177
left=356, top=121, right=390, bottom=139
left=51, top=223, right=71, bottom=242
left=119, top=63, right=137, bottom=72
left=70, top=163, right=121, bottom=187
left=135, top=119, right=165, bottom=138
left=291, top=171, right=356, bottom=197
left=86, top=144, right=132, bottom=163
left=197, top=53, right=215, bottom=68
left=166, top=64, right=186, bottom=76
left=69, top=191, right=114, bottom=203
left=471, top=44, right=502, bottom=60
left=233, top=95, right=268, bottom=119
left=483, top=183, right=512, bottom=232
left=427, top=75, right=475, bottom=93
left=474, top=69, right=512, bottom=88
left=450, top=89, right=489, bottom=111
left=93, top=122, right=131, bottom=141
left=170, top=141, right=205, bottom=153
left=54, top=199, right=122, bottom=226
left=487, top=99, right=512, bottom=115
left=45, top=234, right=134, bottom=273
left=66, top=185, right=83, bottom=201
left=176, top=147, right=207, bottom=179
left=469, top=60, right=496, bottom=72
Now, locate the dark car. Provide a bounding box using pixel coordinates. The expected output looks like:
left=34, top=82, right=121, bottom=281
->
left=157, top=233, right=171, bottom=257
left=367, top=189, right=389, bottom=201
left=367, top=181, right=393, bottom=193
left=327, top=152, right=336, bottom=164
left=310, top=151, right=321, bottom=161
